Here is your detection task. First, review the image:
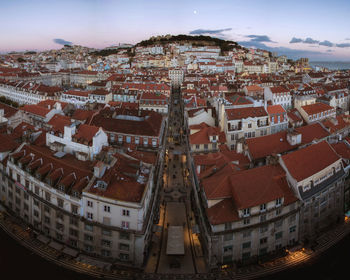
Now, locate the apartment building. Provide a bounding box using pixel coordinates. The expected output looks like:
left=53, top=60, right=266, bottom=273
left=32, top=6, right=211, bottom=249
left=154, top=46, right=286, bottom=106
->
left=193, top=164, right=299, bottom=267
left=0, top=140, right=162, bottom=267
left=224, top=107, right=270, bottom=150
left=279, top=141, right=346, bottom=240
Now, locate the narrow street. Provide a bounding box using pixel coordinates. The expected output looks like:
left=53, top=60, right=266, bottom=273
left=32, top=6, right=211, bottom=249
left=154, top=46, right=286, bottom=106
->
left=145, top=86, right=206, bottom=274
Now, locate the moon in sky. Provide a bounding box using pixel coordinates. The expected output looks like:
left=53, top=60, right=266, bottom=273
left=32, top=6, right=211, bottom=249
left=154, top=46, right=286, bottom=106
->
left=193, top=10, right=198, bottom=15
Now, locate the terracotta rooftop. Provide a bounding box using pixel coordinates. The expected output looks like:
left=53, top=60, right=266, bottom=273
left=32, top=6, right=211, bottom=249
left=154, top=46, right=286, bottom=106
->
left=301, top=102, right=334, bottom=115
left=225, top=106, right=268, bottom=121
left=246, top=131, right=296, bottom=161
left=281, top=141, right=340, bottom=182
left=295, top=123, right=330, bottom=145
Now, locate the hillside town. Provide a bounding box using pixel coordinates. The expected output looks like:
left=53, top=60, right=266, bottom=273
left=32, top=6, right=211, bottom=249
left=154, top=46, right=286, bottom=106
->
left=0, top=35, right=350, bottom=276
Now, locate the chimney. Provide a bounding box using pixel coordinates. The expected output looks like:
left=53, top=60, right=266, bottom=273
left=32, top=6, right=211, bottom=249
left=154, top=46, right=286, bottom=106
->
left=94, top=161, right=106, bottom=178
left=64, top=124, right=76, bottom=141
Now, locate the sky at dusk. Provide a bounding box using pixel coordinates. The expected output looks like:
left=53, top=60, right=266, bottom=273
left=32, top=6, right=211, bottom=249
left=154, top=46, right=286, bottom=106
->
left=1, top=0, right=350, bottom=61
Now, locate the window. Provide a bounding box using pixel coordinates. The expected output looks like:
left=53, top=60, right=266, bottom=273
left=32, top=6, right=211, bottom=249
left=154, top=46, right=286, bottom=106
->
left=102, top=229, right=112, bottom=236
left=288, top=214, right=296, bottom=224
left=121, top=221, right=129, bottom=229
left=45, top=192, right=51, bottom=202
left=101, top=249, right=111, bottom=257
left=122, top=209, right=130, bottom=216
left=104, top=205, right=111, bottom=213
left=71, top=204, right=78, bottom=215
left=243, top=208, right=250, bottom=217
left=120, top=253, right=129, bottom=261
left=204, top=144, right=208, bottom=150
left=259, top=247, right=268, bottom=256
left=56, top=211, right=63, bottom=220
left=260, top=214, right=266, bottom=222
left=57, top=198, right=64, bottom=208
left=120, top=232, right=130, bottom=240
left=87, top=200, right=93, bottom=207
left=243, top=218, right=250, bottom=225
left=84, top=244, right=93, bottom=252
left=69, top=228, right=78, bottom=237
left=248, top=123, right=252, bottom=128
left=84, top=234, right=93, bottom=242
left=260, top=225, right=268, bottom=233
left=70, top=217, right=78, bottom=226
left=152, top=138, right=157, bottom=147
left=87, top=212, right=93, bottom=220
left=275, top=220, right=283, bottom=228
left=260, top=237, right=268, bottom=245
left=56, top=222, right=64, bottom=231
left=275, top=231, right=283, bottom=240
left=119, top=243, right=130, bottom=251
left=135, top=137, right=140, bottom=145
left=224, top=223, right=231, bottom=230
left=223, top=245, right=233, bottom=253
left=276, top=208, right=282, bottom=215
left=289, top=226, right=296, bottom=233
left=224, top=233, right=233, bottom=241
left=44, top=205, right=50, bottom=213
left=84, top=224, right=93, bottom=232
left=242, top=242, right=251, bottom=249
left=44, top=216, right=50, bottom=224
left=276, top=198, right=282, bottom=207
left=260, top=203, right=266, bottom=212
left=101, top=239, right=111, bottom=247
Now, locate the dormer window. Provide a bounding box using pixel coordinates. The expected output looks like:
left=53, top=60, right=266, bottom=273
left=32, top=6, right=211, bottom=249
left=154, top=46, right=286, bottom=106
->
left=260, top=203, right=266, bottom=212
left=243, top=208, right=250, bottom=217
left=275, top=198, right=282, bottom=207
left=58, top=185, right=65, bottom=192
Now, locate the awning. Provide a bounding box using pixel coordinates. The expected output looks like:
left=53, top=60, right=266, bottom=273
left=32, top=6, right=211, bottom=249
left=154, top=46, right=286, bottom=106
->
left=79, top=255, right=112, bottom=270
left=37, top=234, right=50, bottom=244
left=166, top=226, right=184, bottom=255
left=62, top=247, right=79, bottom=257
left=49, top=240, right=63, bottom=251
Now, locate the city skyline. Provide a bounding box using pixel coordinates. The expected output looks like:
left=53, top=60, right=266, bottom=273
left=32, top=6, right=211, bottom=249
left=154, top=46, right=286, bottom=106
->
left=1, top=0, right=350, bottom=61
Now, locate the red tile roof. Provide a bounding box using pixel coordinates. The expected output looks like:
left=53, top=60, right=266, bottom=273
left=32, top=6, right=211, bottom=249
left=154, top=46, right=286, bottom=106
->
left=331, top=142, right=350, bottom=160
left=225, top=106, right=268, bottom=121
left=204, top=165, right=298, bottom=225
left=11, top=144, right=94, bottom=194
left=245, top=85, right=263, bottom=92
left=281, top=141, right=340, bottom=181
left=73, top=124, right=100, bottom=145
left=206, top=199, right=239, bottom=225
left=189, top=124, right=226, bottom=145
left=91, top=108, right=163, bottom=137
left=48, top=114, right=71, bottom=134
left=246, top=131, right=296, bottom=160
left=21, top=104, right=50, bottom=117
left=229, top=165, right=294, bottom=209
left=301, top=102, right=334, bottom=115
left=295, top=123, right=330, bottom=145
left=0, top=133, right=19, bottom=153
